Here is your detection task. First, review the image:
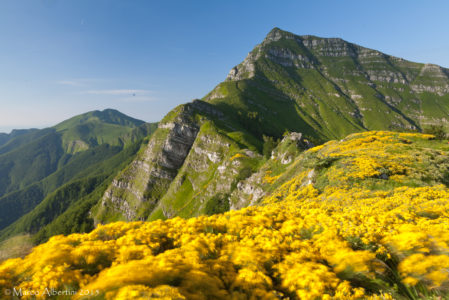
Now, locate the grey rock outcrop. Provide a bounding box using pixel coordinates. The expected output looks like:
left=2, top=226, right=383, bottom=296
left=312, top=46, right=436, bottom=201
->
left=95, top=102, right=202, bottom=222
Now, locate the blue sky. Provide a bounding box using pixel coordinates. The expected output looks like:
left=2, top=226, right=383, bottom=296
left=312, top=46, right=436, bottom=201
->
left=1, top=0, right=449, bottom=133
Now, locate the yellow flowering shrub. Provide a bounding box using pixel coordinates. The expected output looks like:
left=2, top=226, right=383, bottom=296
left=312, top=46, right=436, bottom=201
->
left=0, top=131, right=448, bottom=299
left=229, top=153, right=246, bottom=161
left=263, top=171, right=281, bottom=184
left=110, top=285, right=185, bottom=300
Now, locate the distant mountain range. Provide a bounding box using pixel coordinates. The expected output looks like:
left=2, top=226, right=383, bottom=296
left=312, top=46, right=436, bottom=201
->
left=1, top=27, right=449, bottom=244
left=0, top=109, right=157, bottom=241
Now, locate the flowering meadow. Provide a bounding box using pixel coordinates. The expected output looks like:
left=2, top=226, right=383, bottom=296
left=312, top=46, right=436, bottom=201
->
left=1, top=131, right=449, bottom=299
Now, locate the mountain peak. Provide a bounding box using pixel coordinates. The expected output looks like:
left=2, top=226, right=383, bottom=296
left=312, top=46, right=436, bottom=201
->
left=264, top=27, right=292, bottom=43
left=263, top=28, right=349, bottom=48
left=226, top=28, right=358, bottom=82
left=214, top=27, right=449, bottom=140
left=266, top=27, right=283, bottom=36
left=52, top=109, right=146, bottom=153
left=100, top=108, right=120, bottom=114
left=55, top=109, right=144, bottom=131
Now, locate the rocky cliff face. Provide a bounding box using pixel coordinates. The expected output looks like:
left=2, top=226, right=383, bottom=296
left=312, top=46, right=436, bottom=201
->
left=95, top=95, right=313, bottom=222
left=94, top=100, right=240, bottom=222
left=94, top=103, right=202, bottom=222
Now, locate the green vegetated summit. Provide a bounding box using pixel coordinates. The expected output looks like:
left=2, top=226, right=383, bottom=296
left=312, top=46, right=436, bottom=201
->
left=0, top=109, right=157, bottom=243
left=54, top=108, right=146, bottom=153
left=206, top=27, right=449, bottom=140
left=2, top=27, right=449, bottom=249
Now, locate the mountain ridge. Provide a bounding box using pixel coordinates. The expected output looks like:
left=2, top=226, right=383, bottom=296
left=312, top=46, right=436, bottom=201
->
left=93, top=27, right=449, bottom=226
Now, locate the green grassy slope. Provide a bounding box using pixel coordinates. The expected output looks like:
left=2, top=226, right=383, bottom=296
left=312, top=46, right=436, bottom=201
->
left=0, top=129, right=40, bottom=150
left=0, top=134, right=7, bottom=147
left=0, top=130, right=64, bottom=197
left=0, top=144, right=122, bottom=230
left=0, top=234, right=33, bottom=262
left=32, top=140, right=145, bottom=243
left=0, top=137, right=151, bottom=244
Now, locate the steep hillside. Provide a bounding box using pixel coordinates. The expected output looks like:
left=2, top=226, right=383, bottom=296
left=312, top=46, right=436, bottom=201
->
left=93, top=99, right=273, bottom=223
left=0, top=139, right=148, bottom=243
left=0, top=130, right=64, bottom=197
left=0, top=129, right=39, bottom=149
left=0, top=133, right=8, bottom=147
left=0, top=110, right=156, bottom=236
left=97, top=28, right=449, bottom=224
left=2, top=132, right=449, bottom=299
